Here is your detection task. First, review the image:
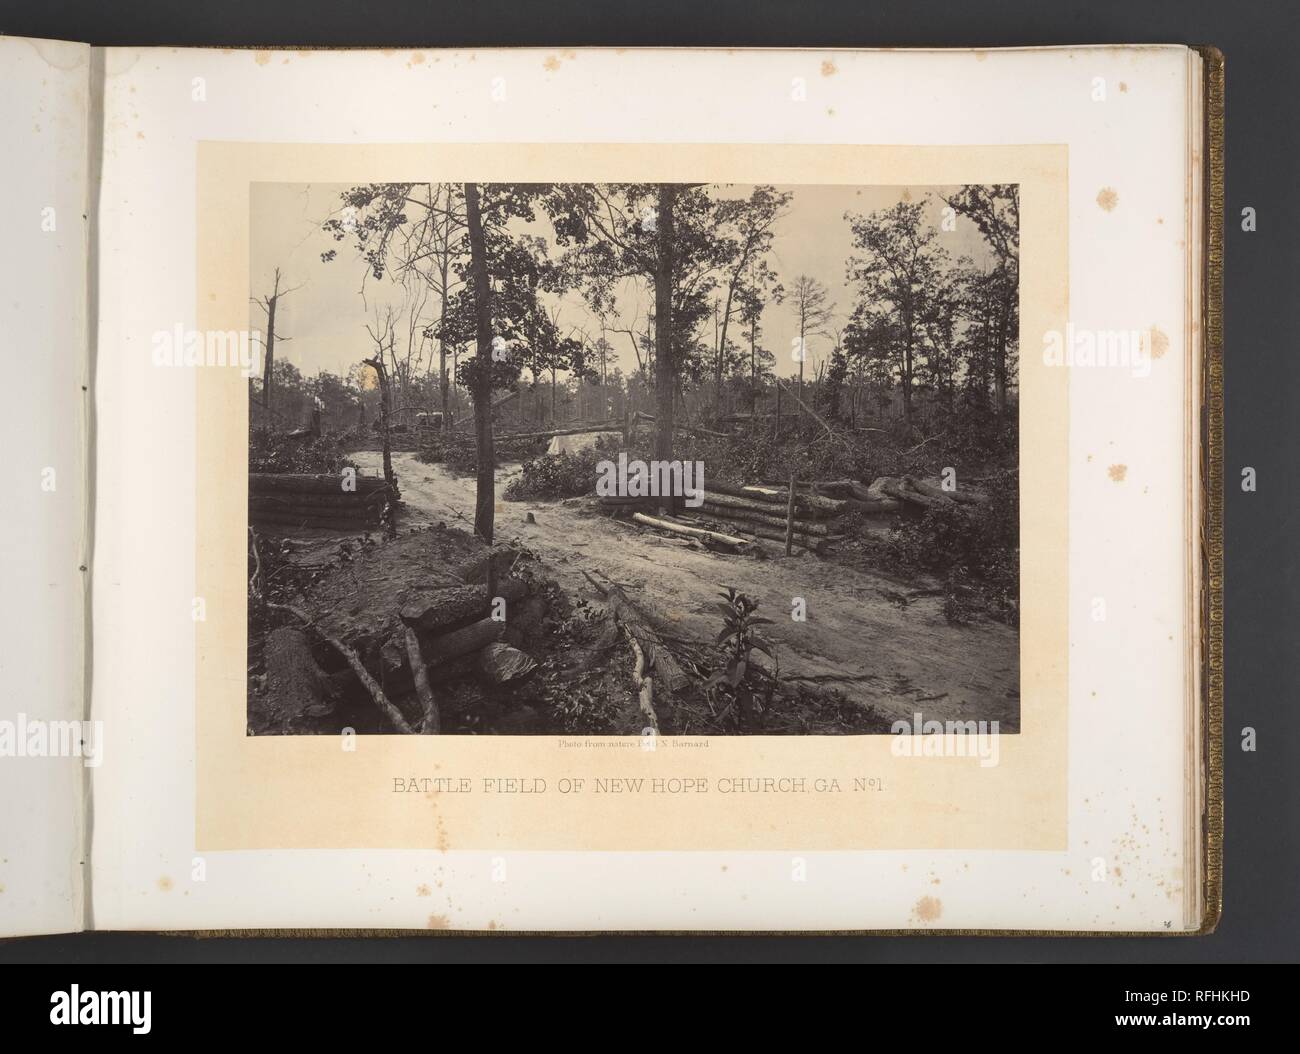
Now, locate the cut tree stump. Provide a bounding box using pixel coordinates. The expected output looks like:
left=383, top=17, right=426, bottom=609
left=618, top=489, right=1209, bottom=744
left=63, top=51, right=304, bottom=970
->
left=478, top=643, right=538, bottom=684
left=260, top=626, right=336, bottom=727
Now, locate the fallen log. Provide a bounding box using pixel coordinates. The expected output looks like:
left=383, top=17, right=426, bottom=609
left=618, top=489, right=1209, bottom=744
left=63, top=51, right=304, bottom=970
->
left=423, top=616, right=508, bottom=667
left=249, top=473, right=391, bottom=495
left=873, top=476, right=945, bottom=509
left=633, top=411, right=731, bottom=438
left=630, top=512, right=749, bottom=549
left=402, top=627, right=440, bottom=733
left=905, top=475, right=990, bottom=505
left=267, top=602, right=414, bottom=734
left=452, top=545, right=525, bottom=585
left=686, top=519, right=831, bottom=555
left=583, top=572, right=689, bottom=694
left=622, top=626, right=658, bottom=732
left=250, top=492, right=387, bottom=511
left=699, top=501, right=834, bottom=536
left=399, top=579, right=530, bottom=635
left=702, top=487, right=845, bottom=519
left=250, top=511, right=385, bottom=531
left=842, top=496, right=903, bottom=515
left=445, top=423, right=620, bottom=443
left=711, top=479, right=847, bottom=516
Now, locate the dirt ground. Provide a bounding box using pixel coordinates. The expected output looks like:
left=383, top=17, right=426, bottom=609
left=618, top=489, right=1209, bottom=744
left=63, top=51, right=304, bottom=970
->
left=352, top=451, right=1020, bottom=729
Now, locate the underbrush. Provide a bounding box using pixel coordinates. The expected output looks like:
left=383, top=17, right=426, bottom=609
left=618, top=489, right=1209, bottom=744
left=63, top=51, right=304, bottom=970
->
left=873, top=470, right=1019, bottom=625
left=249, top=430, right=356, bottom=475
left=657, top=404, right=1016, bottom=487
left=503, top=435, right=622, bottom=501
left=418, top=433, right=547, bottom=476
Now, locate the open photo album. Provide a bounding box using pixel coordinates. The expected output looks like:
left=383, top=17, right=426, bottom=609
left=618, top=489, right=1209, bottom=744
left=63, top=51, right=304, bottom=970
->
left=1, top=39, right=1222, bottom=935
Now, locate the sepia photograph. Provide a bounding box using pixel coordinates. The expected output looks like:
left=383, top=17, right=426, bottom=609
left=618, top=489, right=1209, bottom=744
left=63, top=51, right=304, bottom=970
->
left=245, top=180, right=1020, bottom=737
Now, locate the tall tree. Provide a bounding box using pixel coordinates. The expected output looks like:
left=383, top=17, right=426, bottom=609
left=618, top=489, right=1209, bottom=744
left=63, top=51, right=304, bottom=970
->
left=708, top=187, right=791, bottom=415
left=250, top=268, right=303, bottom=422
left=462, top=183, right=496, bottom=543
left=653, top=184, right=677, bottom=511
left=846, top=199, right=949, bottom=430
left=548, top=182, right=722, bottom=476
left=789, top=274, right=834, bottom=423
left=736, top=258, right=783, bottom=417
left=943, top=185, right=1019, bottom=416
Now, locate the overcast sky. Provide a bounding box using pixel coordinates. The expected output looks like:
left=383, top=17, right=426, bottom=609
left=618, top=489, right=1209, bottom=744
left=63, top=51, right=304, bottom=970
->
left=249, top=182, right=996, bottom=382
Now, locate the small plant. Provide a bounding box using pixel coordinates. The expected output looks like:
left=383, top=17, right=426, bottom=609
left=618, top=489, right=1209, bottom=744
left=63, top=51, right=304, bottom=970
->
left=706, top=588, right=776, bottom=691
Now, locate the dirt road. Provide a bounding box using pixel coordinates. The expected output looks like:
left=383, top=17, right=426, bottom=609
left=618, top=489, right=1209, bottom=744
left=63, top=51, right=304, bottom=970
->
left=356, top=451, right=1019, bottom=728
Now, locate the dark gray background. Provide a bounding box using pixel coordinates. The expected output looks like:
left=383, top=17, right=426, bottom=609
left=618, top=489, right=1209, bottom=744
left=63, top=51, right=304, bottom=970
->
left=0, top=0, right=1293, bottom=964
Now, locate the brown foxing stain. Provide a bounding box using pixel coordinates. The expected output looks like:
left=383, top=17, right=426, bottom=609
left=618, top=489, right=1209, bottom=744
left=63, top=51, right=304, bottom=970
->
left=1148, top=325, right=1169, bottom=359
left=820, top=60, right=837, bottom=77
left=1108, top=464, right=1128, bottom=482
left=1096, top=187, right=1119, bottom=212
left=974, top=50, right=988, bottom=62
left=253, top=51, right=272, bottom=67
left=416, top=884, right=431, bottom=897
left=900, top=188, right=913, bottom=202
left=913, top=895, right=942, bottom=923
left=543, top=55, right=561, bottom=72
left=157, top=876, right=174, bottom=892
left=409, top=51, right=426, bottom=66
left=1119, top=81, right=1129, bottom=93
left=426, top=913, right=451, bottom=929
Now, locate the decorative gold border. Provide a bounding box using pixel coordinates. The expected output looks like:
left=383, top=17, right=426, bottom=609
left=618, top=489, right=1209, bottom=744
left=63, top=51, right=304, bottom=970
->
left=174, top=45, right=1225, bottom=941
left=1196, top=44, right=1225, bottom=936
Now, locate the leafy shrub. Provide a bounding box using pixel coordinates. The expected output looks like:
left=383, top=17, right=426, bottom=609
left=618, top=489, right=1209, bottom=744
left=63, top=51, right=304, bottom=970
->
left=503, top=435, right=621, bottom=501
left=880, top=470, right=1019, bottom=625
left=420, top=433, right=549, bottom=476
left=249, top=430, right=355, bottom=475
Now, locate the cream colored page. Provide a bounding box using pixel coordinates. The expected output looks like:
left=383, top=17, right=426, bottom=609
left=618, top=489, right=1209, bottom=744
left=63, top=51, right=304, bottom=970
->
left=0, top=37, right=90, bottom=937
left=93, top=46, right=1192, bottom=931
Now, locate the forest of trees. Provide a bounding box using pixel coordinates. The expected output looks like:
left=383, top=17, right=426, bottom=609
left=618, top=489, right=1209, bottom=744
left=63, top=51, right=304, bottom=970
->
left=250, top=182, right=1020, bottom=545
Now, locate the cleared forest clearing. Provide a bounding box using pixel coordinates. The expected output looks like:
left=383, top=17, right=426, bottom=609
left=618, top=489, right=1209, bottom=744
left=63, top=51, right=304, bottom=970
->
left=372, top=451, right=1017, bottom=727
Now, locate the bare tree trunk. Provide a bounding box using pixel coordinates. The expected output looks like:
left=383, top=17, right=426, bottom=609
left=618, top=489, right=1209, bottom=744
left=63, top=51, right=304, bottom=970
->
left=262, top=294, right=277, bottom=420
left=797, top=313, right=806, bottom=430
left=363, top=356, right=395, bottom=491
left=653, top=184, right=677, bottom=515
left=464, top=182, right=496, bottom=545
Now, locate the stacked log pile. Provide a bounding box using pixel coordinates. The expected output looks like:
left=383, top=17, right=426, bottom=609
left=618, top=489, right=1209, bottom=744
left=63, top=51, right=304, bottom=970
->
left=250, top=472, right=395, bottom=531
left=604, top=473, right=989, bottom=554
